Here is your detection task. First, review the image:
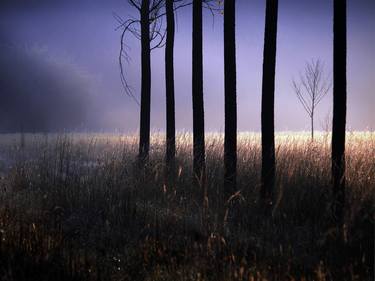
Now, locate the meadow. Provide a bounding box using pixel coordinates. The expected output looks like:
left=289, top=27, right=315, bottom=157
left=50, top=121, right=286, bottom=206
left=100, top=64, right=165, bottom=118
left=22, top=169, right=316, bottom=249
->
left=0, top=132, right=373, bottom=281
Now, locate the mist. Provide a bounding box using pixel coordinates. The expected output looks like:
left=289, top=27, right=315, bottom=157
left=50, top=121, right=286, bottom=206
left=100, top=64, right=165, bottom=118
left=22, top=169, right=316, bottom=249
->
left=0, top=45, right=99, bottom=132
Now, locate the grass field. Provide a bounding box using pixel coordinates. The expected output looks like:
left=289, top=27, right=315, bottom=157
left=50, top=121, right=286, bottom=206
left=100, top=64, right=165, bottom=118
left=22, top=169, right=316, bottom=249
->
left=0, top=132, right=373, bottom=281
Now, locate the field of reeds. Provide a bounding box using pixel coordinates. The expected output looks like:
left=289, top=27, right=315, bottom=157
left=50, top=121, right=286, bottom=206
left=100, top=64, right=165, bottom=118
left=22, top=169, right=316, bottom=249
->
left=0, top=132, right=373, bottom=281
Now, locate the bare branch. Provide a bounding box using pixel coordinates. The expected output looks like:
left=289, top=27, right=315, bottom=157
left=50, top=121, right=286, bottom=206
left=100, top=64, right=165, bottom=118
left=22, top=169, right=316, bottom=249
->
left=127, top=0, right=141, bottom=11
left=119, top=19, right=140, bottom=105
left=117, top=0, right=172, bottom=104
left=293, top=79, right=312, bottom=116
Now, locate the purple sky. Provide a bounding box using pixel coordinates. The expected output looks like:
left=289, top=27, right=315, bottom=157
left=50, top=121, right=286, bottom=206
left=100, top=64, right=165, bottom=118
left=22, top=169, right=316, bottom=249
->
left=0, top=0, right=374, bottom=132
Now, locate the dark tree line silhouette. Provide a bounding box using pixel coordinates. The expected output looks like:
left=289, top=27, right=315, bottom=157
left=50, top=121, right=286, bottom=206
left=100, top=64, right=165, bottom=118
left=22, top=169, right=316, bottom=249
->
left=119, top=0, right=347, bottom=225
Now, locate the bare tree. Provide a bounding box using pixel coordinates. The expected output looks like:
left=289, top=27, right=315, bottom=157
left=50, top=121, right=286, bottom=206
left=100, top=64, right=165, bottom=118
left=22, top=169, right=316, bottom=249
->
left=192, top=0, right=205, bottom=188
left=191, top=0, right=220, bottom=210
left=117, top=0, right=166, bottom=163
left=332, top=0, right=347, bottom=228
left=165, top=0, right=176, bottom=181
left=224, top=0, right=237, bottom=198
left=261, top=0, right=278, bottom=204
left=292, top=59, right=331, bottom=141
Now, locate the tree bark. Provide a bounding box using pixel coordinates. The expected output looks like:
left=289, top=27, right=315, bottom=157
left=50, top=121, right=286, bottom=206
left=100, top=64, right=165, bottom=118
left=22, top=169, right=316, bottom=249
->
left=165, top=0, right=176, bottom=171
left=139, top=0, right=151, bottom=162
left=261, top=0, right=278, bottom=202
left=332, top=0, right=346, bottom=226
left=192, top=0, right=205, bottom=185
left=224, top=0, right=237, bottom=198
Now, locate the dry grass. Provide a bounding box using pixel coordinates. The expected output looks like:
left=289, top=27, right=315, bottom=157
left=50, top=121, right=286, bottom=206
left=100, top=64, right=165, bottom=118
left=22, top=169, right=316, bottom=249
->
left=0, top=132, right=373, bottom=281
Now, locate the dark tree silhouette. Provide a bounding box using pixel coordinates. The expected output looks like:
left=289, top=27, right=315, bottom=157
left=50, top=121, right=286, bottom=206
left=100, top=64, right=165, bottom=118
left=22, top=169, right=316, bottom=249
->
left=192, top=0, right=205, bottom=185
left=332, top=0, right=347, bottom=226
left=118, top=0, right=165, bottom=162
left=292, top=59, right=331, bottom=141
left=138, top=0, right=152, bottom=162
left=224, top=0, right=237, bottom=197
left=165, top=0, right=176, bottom=174
left=261, top=0, right=278, bottom=202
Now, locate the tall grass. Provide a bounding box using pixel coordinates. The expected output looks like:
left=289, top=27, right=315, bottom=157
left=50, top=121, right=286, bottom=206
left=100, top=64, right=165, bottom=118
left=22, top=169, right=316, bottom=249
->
left=0, top=132, right=373, bottom=281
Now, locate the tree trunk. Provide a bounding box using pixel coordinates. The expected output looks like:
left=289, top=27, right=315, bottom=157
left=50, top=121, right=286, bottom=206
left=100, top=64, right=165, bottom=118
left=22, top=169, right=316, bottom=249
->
left=192, top=0, right=205, bottom=185
left=139, top=0, right=151, bottom=162
left=311, top=109, right=314, bottom=141
left=261, top=0, right=278, bottom=202
left=224, top=0, right=237, bottom=198
left=165, top=0, right=176, bottom=172
left=332, top=0, right=346, bottom=226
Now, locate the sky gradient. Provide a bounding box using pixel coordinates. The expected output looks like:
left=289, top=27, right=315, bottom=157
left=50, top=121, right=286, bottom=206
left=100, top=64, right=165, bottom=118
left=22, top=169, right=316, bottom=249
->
left=0, top=0, right=374, bottom=132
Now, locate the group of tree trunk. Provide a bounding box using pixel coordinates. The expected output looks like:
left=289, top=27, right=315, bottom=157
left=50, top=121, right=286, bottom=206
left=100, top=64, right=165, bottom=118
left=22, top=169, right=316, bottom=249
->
left=120, top=0, right=347, bottom=227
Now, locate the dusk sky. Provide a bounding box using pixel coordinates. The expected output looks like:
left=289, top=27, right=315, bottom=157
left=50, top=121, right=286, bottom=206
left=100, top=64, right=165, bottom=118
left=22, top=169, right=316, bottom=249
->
left=0, top=0, right=373, bottom=132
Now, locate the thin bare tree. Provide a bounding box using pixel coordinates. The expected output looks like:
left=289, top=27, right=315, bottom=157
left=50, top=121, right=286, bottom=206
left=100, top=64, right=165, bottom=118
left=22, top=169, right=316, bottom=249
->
left=292, top=59, right=331, bottom=141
